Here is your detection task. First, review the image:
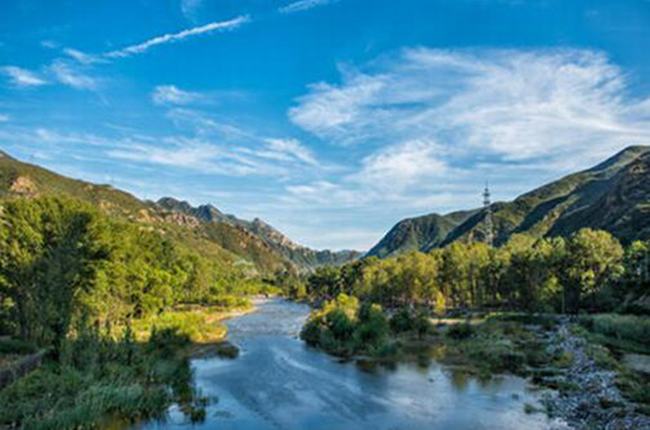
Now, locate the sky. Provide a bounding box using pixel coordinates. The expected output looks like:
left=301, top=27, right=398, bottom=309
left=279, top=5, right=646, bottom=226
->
left=1, top=0, right=650, bottom=251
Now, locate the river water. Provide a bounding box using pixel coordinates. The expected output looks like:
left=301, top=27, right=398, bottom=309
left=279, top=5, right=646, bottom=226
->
left=138, top=298, right=560, bottom=430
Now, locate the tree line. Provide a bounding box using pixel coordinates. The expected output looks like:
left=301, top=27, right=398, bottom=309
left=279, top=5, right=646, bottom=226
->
left=303, top=229, right=649, bottom=314
left=0, top=196, right=269, bottom=355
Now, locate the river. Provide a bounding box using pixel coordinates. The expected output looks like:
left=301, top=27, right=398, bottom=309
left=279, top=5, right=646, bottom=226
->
left=138, top=298, right=561, bottom=430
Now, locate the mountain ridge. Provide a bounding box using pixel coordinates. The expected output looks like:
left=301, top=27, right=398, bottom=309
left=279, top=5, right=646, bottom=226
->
left=367, top=145, right=650, bottom=257
left=156, top=196, right=361, bottom=268
left=0, top=150, right=356, bottom=273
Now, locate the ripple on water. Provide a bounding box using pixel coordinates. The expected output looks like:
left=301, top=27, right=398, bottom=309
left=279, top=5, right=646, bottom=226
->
left=136, top=298, right=562, bottom=430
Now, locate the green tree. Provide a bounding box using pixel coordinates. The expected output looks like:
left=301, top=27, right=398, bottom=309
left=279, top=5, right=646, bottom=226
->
left=0, top=197, right=108, bottom=354
left=563, top=229, right=624, bottom=312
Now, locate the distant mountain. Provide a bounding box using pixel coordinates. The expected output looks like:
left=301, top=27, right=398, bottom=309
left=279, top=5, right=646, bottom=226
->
left=157, top=197, right=361, bottom=269
left=0, top=150, right=356, bottom=274
left=366, top=210, right=476, bottom=258
left=367, top=146, right=650, bottom=257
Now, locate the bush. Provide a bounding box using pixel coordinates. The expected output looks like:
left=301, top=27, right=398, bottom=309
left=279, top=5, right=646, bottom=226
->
left=447, top=323, right=474, bottom=340
left=147, top=327, right=191, bottom=357
left=355, top=304, right=389, bottom=350
left=580, top=314, right=650, bottom=346
left=414, top=312, right=433, bottom=338
left=0, top=327, right=203, bottom=429
left=0, top=338, right=38, bottom=355
left=390, top=308, right=415, bottom=333
left=300, top=319, right=322, bottom=346
left=326, top=309, right=355, bottom=341
left=300, top=295, right=389, bottom=356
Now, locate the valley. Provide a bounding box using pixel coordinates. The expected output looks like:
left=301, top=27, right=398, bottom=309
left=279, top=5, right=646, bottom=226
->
left=0, top=147, right=649, bottom=429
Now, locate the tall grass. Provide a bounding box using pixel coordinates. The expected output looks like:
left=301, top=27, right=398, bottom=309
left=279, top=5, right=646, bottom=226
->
left=0, top=327, right=206, bottom=429
left=579, top=314, right=650, bottom=351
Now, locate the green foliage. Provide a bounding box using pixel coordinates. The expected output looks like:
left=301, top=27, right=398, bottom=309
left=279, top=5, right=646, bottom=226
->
left=0, top=338, right=37, bottom=355
left=0, top=197, right=260, bottom=348
left=446, top=323, right=474, bottom=340
left=563, top=229, right=624, bottom=312
left=0, top=196, right=265, bottom=427
left=300, top=294, right=390, bottom=357
left=0, top=327, right=204, bottom=429
left=390, top=308, right=416, bottom=333
left=306, top=229, right=640, bottom=316
left=579, top=313, right=650, bottom=349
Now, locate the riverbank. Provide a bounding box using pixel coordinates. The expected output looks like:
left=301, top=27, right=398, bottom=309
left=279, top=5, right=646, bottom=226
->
left=541, top=321, right=650, bottom=429
left=0, top=301, right=259, bottom=429
left=300, top=297, right=650, bottom=429
left=137, top=298, right=555, bottom=430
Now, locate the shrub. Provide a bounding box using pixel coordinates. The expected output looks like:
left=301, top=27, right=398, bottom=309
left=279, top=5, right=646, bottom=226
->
left=355, top=304, right=389, bottom=350
left=0, top=338, right=38, bottom=355
left=414, top=312, right=433, bottom=338
left=580, top=314, right=650, bottom=346
left=300, top=319, right=322, bottom=346
left=390, top=308, right=415, bottom=333
left=447, top=323, right=474, bottom=340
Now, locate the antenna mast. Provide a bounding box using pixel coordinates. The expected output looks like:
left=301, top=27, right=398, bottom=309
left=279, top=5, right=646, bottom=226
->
left=483, top=182, right=494, bottom=246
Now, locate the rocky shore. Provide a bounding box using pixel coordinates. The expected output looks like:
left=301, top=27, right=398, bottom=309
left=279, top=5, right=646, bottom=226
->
left=542, top=321, right=650, bottom=430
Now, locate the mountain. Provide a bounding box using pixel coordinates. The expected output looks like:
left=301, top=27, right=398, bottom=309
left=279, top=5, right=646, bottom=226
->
left=366, top=210, right=476, bottom=258
left=0, top=150, right=355, bottom=274
left=157, top=197, right=361, bottom=269
left=367, top=146, right=650, bottom=257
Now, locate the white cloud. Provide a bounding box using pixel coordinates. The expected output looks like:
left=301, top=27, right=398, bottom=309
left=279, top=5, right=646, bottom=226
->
left=152, top=85, right=202, bottom=105
left=49, top=60, right=98, bottom=90
left=1, top=66, right=47, bottom=87
left=279, top=0, right=334, bottom=14
left=105, top=15, right=251, bottom=58
left=289, top=48, right=650, bottom=170
left=262, top=138, right=318, bottom=165
left=282, top=47, right=650, bottom=221
left=63, top=48, right=105, bottom=65
left=40, top=40, right=58, bottom=49
left=181, top=0, right=203, bottom=20
left=106, top=137, right=291, bottom=177
left=0, top=114, right=9, bottom=122
left=352, top=139, right=448, bottom=191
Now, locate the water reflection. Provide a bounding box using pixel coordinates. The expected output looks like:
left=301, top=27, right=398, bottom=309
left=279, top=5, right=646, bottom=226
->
left=137, top=299, right=560, bottom=430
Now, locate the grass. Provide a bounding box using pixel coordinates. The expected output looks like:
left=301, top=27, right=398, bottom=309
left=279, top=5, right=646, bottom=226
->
left=0, top=328, right=206, bottom=429
left=130, top=298, right=253, bottom=344
left=434, top=319, right=550, bottom=376
left=575, top=319, right=650, bottom=415
left=0, top=300, right=254, bottom=428
left=0, top=338, right=40, bottom=368
left=578, top=314, right=650, bottom=354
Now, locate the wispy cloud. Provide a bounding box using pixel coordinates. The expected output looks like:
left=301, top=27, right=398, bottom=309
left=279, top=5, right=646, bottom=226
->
left=180, top=0, right=203, bottom=20
left=352, top=139, right=448, bottom=191
left=105, top=15, right=251, bottom=58
left=152, top=85, right=202, bottom=105
left=283, top=47, right=650, bottom=219
left=279, top=0, right=334, bottom=14
left=263, top=138, right=318, bottom=165
left=49, top=60, right=98, bottom=90
left=290, top=48, right=650, bottom=169
left=63, top=48, right=105, bottom=65
left=40, top=40, right=58, bottom=49
left=1, top=66, right=47, bottom=87
left=105, top=137, right=298, bottom=177
left=0, top=114, right=9, bottom=122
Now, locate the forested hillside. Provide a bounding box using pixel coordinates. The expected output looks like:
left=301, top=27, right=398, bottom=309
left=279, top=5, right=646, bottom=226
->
left=368, top=146, right=650, bottom=257
left=0, top=151, right=356, bottom=274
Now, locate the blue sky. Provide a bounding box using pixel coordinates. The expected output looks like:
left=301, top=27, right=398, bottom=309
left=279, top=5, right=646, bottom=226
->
left=1, top=0, right=650, bottom=250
